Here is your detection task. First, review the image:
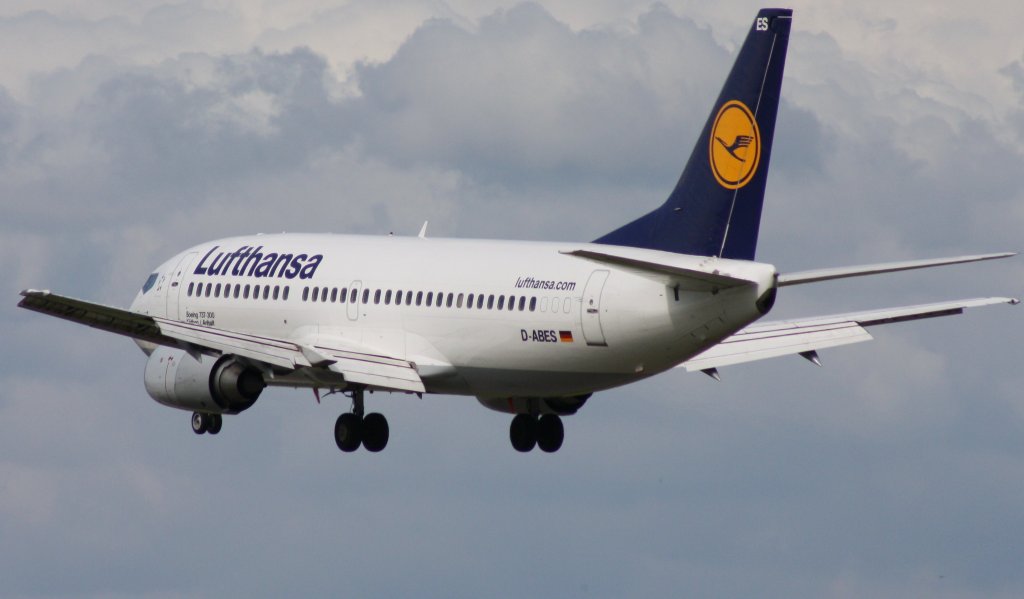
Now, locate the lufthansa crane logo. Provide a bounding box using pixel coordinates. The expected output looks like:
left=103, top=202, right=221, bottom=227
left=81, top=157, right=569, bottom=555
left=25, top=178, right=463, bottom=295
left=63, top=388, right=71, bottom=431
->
left=709, top=100, right=761, bottom=189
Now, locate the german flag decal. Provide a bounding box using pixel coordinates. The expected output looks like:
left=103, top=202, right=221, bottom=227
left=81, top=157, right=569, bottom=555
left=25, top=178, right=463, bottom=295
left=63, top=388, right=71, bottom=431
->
left=559, top=330, right=574, bottom=343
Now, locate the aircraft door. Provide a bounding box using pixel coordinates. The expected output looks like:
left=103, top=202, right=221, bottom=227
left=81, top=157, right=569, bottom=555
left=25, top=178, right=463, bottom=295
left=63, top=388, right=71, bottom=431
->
left=581, top=270, right=610, bottom=346
left=347, top=280, right=362, bottom=321
left=165, top=252, right=197, bottom=320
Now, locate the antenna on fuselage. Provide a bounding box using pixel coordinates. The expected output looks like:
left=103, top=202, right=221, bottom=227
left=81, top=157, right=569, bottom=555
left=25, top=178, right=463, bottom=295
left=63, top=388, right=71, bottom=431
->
left=418, top=221, right=429, bottom=238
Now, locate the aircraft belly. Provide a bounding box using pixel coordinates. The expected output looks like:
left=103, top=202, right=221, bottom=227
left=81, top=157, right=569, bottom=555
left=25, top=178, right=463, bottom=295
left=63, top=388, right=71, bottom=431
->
left=430, top=366, right=638, bottom=397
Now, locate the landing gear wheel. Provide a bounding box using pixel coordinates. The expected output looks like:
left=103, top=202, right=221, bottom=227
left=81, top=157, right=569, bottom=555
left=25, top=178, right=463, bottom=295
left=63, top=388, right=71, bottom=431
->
left=536, top=414, right=564, bottom=453
left=334, top=412, right=362, bottom=452
left=191, top=412, right=208, bottom=435
left=362, top=413, right=390, bottom=452
left=206, top=414, right=223, bottom=435
left=510, top=414, right=538, bottom=452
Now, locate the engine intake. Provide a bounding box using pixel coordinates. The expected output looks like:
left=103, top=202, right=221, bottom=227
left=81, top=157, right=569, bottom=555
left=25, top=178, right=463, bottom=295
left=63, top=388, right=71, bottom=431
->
left=144, top=346, right=265, bottom=414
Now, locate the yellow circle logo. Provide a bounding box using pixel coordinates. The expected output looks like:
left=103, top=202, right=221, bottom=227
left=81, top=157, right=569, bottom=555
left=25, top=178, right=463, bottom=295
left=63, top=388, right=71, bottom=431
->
left=709, top=100, right=761, bottom=190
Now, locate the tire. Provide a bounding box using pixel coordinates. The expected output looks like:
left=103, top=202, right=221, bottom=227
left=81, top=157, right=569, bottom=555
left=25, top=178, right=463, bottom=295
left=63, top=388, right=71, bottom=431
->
left=510, top=414, right=537, bottom=452
left=334, top=413, right=362, bottom=452
left=362, top=413, right=390, bottom=452
left=536, top=414, right=564, bottom=453
left=191, top=412, right=208, bottom=435
left=207, top=414, right=223, bottom=435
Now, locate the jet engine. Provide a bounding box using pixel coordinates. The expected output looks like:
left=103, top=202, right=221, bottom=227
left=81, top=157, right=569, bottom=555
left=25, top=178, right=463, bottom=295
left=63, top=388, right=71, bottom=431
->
left=144, top=346, right=265, bottom=414
left=476, top=394, right=590, bottom=416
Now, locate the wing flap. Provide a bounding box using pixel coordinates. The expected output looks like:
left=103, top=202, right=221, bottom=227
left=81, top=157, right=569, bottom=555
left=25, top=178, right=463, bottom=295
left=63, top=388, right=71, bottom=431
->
left=318, top=346, right=425, bottom=393
left=680, top=297, right=1018, bottom=372
left=155, top=318, right=306, bottom=370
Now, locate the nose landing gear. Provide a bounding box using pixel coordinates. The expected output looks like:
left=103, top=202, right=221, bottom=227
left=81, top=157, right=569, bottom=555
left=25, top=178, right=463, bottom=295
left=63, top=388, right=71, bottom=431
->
left=191, top=411, right=222, bottom=435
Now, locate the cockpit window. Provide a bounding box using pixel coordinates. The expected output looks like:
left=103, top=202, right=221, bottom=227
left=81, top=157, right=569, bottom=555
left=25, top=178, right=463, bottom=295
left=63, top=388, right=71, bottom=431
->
left=141, top=273, right=159, bottom=294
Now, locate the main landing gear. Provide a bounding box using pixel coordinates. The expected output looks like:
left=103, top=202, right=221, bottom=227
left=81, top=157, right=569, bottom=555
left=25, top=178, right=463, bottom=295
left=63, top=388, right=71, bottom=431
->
left=334, top=388, right=389, bottom=453
left=510, top=413, right=564, bottom=453
left=191, top=411, right=223, bottom=435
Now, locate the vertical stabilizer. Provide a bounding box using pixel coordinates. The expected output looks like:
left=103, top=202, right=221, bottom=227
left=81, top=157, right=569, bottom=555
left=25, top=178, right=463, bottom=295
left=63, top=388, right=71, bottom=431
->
left=595, top=9, right=792, bottom=260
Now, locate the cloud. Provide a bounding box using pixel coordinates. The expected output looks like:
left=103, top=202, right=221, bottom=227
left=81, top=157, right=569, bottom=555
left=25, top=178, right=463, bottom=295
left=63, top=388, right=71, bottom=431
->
left=1, top=2, right=1022, bottom=598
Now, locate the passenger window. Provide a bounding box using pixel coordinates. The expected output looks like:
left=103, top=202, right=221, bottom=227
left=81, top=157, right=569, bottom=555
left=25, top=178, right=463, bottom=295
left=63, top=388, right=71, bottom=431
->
left=233, top=285, right=240, bottom=299
left=340, top=288, right=347, bottom=303
left=245, top=285, right=251, bottom=300
left=457, top=293, right=464, bottom=308
left=395, top=290, right=403, bottom=305
left=321, top=288, right=328, bottom=302
left=263, top=286, right=270, bottom=300
left=446, top=293, right=454, bottom=308
left=540, top=297, right=549, bottom=312
left=518, top=297, right=526, bottom=311
left=331, top=288, right=338, bottom=302
left=466, top=293, right=474, bottom=309
left=204, top=283, right=212, bottom=298
left=214, top=283, right=221, bottom=298
left=497, top=295, right=505, bottom=310
left=529, top=297, right=537, bottom=312
left=477, top=295, right=484, bottom=309
left=273, top=286, right=280, bottom=300
left=302, top=287, right=308, bottom=301
left=406, top=291, right=413, bottom=306
left=487, top=294, right=494, bottom=309
left=254, top=285, right=261, bottom=300
left=362, top=289, right=370, bottom=304
left=508, top=296, right=515, bottom=311
left=373, top=289, right=381, bottom=304
left=187, top=282, right=194, bottom=297
left=283, top=287, right=289, bottom=301
left=385, top=290, right=392, bottom=305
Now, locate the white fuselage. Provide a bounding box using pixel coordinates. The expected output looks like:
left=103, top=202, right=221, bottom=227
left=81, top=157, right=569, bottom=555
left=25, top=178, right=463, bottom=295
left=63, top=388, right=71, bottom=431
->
left=131, top=233, right=777, bottom=400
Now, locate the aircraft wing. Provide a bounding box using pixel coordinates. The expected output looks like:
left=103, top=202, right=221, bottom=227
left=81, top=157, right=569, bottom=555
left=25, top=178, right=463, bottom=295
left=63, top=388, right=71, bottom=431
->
left=17, top=289, right=425, bottom=393
left=679, top=297, right=1019, bottom=374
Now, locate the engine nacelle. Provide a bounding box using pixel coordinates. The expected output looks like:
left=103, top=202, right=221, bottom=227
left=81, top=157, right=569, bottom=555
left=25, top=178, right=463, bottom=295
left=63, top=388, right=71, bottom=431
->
left=144, top=346, right=265, bottom=414
left=476, top=394, right=591, bottom=416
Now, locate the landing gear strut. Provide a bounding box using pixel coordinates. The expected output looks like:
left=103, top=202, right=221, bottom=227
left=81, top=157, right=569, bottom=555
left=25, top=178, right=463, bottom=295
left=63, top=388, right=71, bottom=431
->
left=191, top=411, right=222, bottom=435
left=510, top=413, right=564, bottom=453
left=334, top=388, right=390, bottom=453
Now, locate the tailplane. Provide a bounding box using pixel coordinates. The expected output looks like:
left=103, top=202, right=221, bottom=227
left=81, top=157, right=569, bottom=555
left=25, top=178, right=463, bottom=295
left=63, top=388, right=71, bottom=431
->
left=595, top=8, right=792, bottom=260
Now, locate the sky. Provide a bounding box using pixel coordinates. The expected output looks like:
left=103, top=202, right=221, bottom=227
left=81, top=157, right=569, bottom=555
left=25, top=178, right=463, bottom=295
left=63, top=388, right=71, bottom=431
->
left=2, top=1, right=1023, bottom=597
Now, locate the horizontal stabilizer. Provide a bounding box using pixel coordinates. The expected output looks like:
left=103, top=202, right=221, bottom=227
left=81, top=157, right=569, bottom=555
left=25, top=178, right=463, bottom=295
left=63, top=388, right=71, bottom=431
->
left=779, top=253, right=1015, bottom=287
left=562, top=248, right=756, bottom=291
left=680, top=296, right=1018, bottom=372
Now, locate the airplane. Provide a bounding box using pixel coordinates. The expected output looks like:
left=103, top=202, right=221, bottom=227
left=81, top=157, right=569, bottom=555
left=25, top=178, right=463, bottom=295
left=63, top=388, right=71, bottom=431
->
left=18, top=8, right=1018, bottom=454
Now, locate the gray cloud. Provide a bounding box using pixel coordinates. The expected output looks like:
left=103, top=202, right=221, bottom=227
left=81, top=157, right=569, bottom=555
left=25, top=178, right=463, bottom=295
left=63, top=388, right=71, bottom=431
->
left=2, top=3, right=1023, bottom=598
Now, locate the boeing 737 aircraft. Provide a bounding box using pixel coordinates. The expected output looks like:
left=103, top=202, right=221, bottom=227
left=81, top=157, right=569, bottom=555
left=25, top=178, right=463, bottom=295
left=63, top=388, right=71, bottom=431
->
left=19, top=9, right=1018, bottom=453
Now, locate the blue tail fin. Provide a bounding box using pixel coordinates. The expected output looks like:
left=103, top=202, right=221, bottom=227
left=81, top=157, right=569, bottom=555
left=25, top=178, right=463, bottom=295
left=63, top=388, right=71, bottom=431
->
left=594, top=8, right=792, bottom=261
